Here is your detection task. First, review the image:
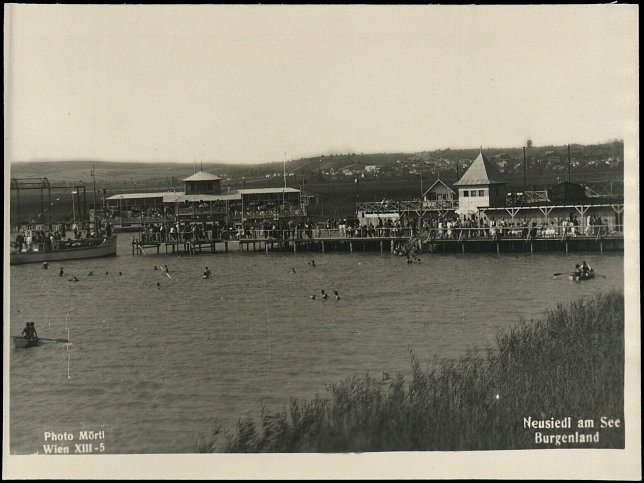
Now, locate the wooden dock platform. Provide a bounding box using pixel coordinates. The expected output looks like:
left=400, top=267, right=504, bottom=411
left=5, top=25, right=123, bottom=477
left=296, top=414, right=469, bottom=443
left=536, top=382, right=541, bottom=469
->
left=131, top=230, right=624, bottom=256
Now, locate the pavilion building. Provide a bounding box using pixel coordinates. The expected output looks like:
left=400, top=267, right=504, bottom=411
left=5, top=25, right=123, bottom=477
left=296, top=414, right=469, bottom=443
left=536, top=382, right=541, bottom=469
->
left=105, top=170, right=303, bottom=225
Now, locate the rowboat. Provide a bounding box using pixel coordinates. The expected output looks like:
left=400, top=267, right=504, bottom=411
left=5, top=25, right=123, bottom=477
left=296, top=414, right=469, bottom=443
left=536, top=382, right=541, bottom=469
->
left=12, top=336, right=40, bottom=348
left=10, top=235, right=117, bottom=265
left=569, top=270, right=595, bottom=282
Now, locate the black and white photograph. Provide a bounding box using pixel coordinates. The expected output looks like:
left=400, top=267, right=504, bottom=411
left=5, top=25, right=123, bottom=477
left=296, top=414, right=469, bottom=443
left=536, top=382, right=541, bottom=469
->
left=3, top=4, right=640, bottom=480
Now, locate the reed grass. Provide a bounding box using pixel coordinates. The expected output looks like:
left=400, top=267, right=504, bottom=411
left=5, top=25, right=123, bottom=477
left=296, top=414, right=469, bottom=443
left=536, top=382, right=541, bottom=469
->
left=196, top=290, right=624, bottom=452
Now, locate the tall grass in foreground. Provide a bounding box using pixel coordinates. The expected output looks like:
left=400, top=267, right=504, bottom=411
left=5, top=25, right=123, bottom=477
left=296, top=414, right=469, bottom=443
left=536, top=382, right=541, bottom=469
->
left=196, top=290, right=624, bottom=452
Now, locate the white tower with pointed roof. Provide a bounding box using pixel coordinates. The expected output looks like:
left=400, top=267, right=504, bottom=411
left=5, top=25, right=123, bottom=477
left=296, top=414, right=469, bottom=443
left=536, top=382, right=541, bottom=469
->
left=454, top=149, right=507, bottom=217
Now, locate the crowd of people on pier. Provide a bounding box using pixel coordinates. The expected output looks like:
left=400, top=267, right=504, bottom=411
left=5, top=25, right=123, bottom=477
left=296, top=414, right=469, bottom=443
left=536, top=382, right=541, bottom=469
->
left=134, top=210, right=616, bottom=246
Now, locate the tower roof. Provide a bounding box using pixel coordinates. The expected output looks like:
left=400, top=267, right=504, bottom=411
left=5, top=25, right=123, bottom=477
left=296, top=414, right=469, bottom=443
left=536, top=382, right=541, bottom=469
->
left=182, top=171, right=221, bottom=182
left=454, top=150, right=506, bottom=186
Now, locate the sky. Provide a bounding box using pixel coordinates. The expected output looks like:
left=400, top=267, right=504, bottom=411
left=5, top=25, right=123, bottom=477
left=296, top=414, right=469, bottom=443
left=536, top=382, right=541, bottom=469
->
left=4, top=4, right=639, bottom=165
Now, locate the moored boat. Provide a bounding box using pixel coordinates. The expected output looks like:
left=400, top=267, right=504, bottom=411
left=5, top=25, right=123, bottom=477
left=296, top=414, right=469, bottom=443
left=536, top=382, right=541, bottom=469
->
left=12, top=336, right=40, bottom=348
left=10, top=235, right=117, bottom=265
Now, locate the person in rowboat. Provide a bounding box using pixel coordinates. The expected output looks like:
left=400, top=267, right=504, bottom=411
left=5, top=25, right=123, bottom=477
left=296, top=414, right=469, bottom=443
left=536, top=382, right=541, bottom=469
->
left=21, top=322, right=37, bottom=340
left=573, top=264, right=582, bottom=280
left=581, top=261, right=592, bottom=279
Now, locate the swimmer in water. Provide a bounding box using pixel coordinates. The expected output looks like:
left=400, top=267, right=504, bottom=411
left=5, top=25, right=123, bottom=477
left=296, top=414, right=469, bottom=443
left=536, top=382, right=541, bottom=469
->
left=154, top=265, right=158, bottom=270
left=203, top=267, right=211, bottom=279
left=157, top=282, right=161, bottom=288
left=334, top=290, right=340, bottom=300
left=309, top=294, right=316, bottom=300
left=88, top=271, right=93, bottom=276
left=164, top=265, right=169, bottom=273
left=42, top=261, right=48, bottom=269
left=105, top=271, right=109, bottom=275
left=321, top=290, right=328, bottom=300
left=311, top=260, right=316, bottom=267
left=291, top=268, right=296, bottom=273
left=119, top=272, right=122, bottom=276
left=59, top=267, right=64, bottom=276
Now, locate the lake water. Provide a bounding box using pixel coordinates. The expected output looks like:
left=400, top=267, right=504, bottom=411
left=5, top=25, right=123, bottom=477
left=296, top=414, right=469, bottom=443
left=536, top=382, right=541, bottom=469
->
left=8, top=235, right=624, bottom=454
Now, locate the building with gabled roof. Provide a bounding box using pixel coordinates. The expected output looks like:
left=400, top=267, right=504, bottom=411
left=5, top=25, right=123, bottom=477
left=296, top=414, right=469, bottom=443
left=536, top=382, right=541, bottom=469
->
left=422, top=178, right=456, bottom=202
left=454, top=149, right=507, bottom=217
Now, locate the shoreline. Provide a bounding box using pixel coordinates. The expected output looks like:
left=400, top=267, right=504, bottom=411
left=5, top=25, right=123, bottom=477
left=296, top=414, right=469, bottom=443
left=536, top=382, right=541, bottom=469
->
left=197, top=290, right=625, bottom=452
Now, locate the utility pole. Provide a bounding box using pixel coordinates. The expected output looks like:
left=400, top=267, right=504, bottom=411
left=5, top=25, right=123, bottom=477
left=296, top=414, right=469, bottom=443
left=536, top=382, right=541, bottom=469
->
left=283, top=154, right=287, bottom=210
left=523, top=147, right=527, bottom=191
left=241, top=177, right=245, bottom=225
left=72, top=189, right=77, bottom=224
left=92, top=164, right=97, bottom=226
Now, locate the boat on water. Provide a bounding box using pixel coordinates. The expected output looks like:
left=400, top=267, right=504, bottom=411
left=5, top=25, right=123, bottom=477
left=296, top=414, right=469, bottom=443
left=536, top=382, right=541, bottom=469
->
left=569, top=269, right=595, bottom=282
left=12, top=336, right=40, bottom=348
left=10, top=235, right=117, bottom=265
left=11, top=166, right=118, bottom=266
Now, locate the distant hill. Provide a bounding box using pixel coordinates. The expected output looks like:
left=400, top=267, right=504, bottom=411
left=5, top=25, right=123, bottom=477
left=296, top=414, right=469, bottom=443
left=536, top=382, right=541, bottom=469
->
left=10, top=141, right=623, bottom=192
left=9, top=141, right=624, bottom=221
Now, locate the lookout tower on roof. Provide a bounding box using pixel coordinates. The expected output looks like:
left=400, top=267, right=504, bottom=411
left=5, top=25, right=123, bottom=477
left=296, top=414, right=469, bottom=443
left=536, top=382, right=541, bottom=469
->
left=454, top=149, right=507, bottom=217
left=183, top=171, right=222, bottom=195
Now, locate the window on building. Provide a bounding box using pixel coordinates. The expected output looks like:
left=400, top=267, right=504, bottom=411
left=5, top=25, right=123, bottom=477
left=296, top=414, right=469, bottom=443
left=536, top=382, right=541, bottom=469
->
left=471, top=190, right=477, bottom=197
left=479, top=189, right=485, bottom=197
left=463, top=190, right=469, bottom=197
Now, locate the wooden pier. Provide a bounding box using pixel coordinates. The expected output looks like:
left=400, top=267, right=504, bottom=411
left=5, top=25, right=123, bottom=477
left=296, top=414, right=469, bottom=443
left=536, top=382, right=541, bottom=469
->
left=132, top=230, right=624, bottom=256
